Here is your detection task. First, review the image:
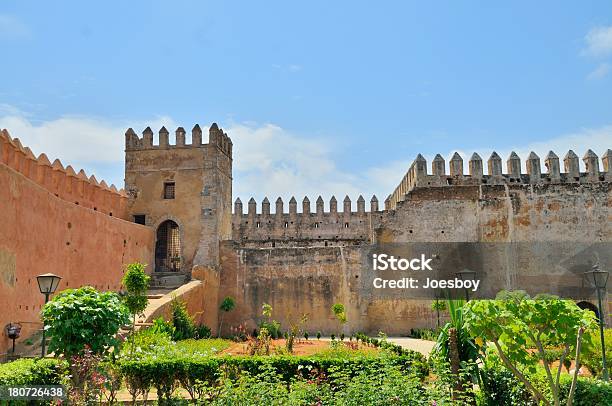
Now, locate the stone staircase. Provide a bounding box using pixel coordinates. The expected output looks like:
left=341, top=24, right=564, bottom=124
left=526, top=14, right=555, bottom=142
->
left=149, top=271, right=190, bottom=289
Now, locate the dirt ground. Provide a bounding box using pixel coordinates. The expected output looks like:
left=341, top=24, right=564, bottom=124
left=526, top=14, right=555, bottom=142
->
left=221, top=338, right=379, bottom=356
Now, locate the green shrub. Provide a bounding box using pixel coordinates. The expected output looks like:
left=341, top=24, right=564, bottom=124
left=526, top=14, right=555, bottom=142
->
left=329, top=362, right=429, bottom=404
left=582, top=328, right=612, bottom=378
left=0, top=358, right=68, bottom=385
left=479, top=361, right=612, bottom=406
left=171, top=298, right=196, bottom=341
left=41, top=286, right=130, bottom=357
left=196, top=324, right=212, bottom=339
left=151, top=316, right=176, bottom=337
left=194, top=361, right=429, bottom=405
left=117, top=351, right=430, bottom=401
left=119, top=327, right=174, bottom=360
left=409, top=327, right=439, bottom=341
left=479, top=362, right=537, bottom=405
left=260, top=320, right=281, bottom=339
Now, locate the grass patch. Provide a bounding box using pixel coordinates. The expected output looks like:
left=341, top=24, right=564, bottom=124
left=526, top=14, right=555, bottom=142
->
left=175, top=338, right=231, bottom=356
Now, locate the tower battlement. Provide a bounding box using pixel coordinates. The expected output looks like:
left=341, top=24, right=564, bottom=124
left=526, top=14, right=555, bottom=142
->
left=386, top=149, right=612, bottom=210
left=0, top=129, right=127, bottom=217
left=125, top=123, right=232, bottom=157
left=232, top=195, right=380, bottom=243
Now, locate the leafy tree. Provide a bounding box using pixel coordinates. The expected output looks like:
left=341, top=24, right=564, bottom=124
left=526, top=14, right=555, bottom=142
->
left=331, top=303, right=347, bottom=335
left=463, top=290, right=596, bottom=406
left=41, top=286, right=130, bottom=357
left=121, top=262, right=150, bottom=349
left=432, top=299, right=479, bottom=402
left=218, top=296, right=236, bottom=337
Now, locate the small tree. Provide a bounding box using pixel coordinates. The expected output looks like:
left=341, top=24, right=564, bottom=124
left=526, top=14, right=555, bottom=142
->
left=41, top=286, right=130, bottom=357
left=331, top=303, right=347, bottom=336
left=121, top=262, right=150, bottom=349
left=259, top=302, right=281, bottom=338
left=463, top=291, right=596, bottom=406
left=218, top=296, right=236, bottom=337
left=431, top=298, right=447, bottom=328
left=286, top=314, right=308, bottom=353
left=171, top=297, right=196, bottom=340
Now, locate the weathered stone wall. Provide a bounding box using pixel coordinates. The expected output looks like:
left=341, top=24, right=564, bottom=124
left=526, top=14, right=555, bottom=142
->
left=0, top=155, right=154, bottom=355
left=222, top=150, right=611, bottom=335
left=232, top=195, right=380, bottom=243
left=0, top=129, right=128, bottom=218
left=218, top=241, right=439, bottom=336
left=125, top=124, right=232, bottom=270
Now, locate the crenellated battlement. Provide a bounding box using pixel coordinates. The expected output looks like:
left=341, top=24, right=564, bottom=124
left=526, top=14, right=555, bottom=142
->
left=125, top=123, right=232, bottom=157
left=0, top=129, right=128, bottom=217
left=232, top=195, right=380, bottom=243
left=386, top=149, right=612, bottom=210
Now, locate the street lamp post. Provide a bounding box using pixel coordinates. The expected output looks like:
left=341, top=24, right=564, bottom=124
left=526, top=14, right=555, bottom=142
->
left=36, top=273, right=62, bottom=358
left=585, top=265, right=609, bottom=381
left=456, top=269, right=476, bottom=301
left=5, top=323, right=21, bottom=355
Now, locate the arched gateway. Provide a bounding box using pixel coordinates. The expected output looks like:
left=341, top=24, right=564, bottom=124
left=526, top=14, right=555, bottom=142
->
left=155, top=220, right=181, bottom=272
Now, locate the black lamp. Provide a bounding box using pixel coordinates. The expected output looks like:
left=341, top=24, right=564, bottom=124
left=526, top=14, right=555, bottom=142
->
left=456, top=269, right=476, bottom=301
left=584, top=265, right=609, bottom=381
left=36, top=273, right=62, bottom=357
left=5, top=323, right=21, bottom=354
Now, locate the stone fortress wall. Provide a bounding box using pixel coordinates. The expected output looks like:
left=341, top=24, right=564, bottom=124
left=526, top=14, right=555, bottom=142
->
left=221, top=148, right=611, bottom=336
left=232, top=195, right=380, bottom=246
left=0, top=129, right=129, bottom=217
left=124, top=124, right=233, bottom=275
left=0, top=130, right=154, bottom=355
left=386, top=149, right=611, bottom=210
left=1, top=119, right=610, bottom=350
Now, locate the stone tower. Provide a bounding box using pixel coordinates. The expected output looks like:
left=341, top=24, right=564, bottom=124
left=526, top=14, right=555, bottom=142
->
left=124, top=123, right=232, bottom=283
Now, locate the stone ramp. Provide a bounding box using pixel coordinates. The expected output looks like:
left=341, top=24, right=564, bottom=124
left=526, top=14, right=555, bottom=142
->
left=137, top=280, right=206, bottom=328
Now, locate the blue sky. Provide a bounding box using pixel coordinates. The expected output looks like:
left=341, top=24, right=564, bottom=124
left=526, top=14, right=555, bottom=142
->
left=1, top=1, right=611, bottom=208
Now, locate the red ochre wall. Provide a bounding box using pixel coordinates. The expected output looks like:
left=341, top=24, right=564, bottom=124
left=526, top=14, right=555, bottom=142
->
left=0, top=131, right=154, bottom=355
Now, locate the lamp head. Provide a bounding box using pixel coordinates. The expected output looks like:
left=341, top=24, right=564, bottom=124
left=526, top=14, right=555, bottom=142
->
left=456, top=268, right=476, bottom=281
left=6, top=323, right=21, bottom=340
left=36, top=273, right=62, bottom=295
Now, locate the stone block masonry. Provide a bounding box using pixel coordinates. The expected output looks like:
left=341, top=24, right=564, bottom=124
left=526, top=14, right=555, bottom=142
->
left=0, top=130, right=154, bottom=355
left=225, top=149, right=611, bottom=335
left=3, top=119, right=611, bottom=346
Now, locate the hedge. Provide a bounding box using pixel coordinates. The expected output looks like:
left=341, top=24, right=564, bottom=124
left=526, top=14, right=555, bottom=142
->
left=117, top=353, right=428, bottom=402
left=0, top=358, right=67, bottom=385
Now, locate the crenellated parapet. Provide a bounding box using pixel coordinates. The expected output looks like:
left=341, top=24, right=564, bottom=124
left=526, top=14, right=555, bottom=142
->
left=387, top=148, right=612, bottom=210
left=232, top=195, right=381, bottom=242
left=125, top=123, right=232, bottom=157
left=0, top=129, right=128, bottom=217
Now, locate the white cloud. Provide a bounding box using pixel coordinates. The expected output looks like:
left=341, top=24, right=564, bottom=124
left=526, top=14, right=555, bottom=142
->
left=0, top=14, right=30, bottom=39
left=587, top=62, right=610, bottom=80
left=584, top=26, right=612, bottom=57
left=0, top=109, right=175, bottom=187
left=231, top=123, right=364, bottom=206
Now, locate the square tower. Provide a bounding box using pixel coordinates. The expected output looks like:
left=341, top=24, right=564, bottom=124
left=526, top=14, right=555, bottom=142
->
left=124, top=123, right=232, bottom=276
